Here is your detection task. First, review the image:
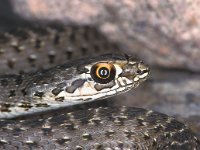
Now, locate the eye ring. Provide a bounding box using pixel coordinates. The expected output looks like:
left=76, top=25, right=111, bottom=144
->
left=90, top=63, right=116, bottom=84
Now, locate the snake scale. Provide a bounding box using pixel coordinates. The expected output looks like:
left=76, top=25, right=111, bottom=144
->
left=0, top=25, right=199, bottom=150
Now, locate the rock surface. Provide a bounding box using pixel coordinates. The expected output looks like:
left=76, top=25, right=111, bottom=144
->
left=0, top=0, right=200, bottom=138
left=8, top=0, right=200, bottom=72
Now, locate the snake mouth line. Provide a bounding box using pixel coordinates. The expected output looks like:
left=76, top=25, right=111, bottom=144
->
left=74, top=83, right=135, bottom=102
left=0, top=82, right=135, bottom=119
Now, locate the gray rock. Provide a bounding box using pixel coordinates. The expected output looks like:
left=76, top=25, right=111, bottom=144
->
left=9, top=0, right=200, bottom=72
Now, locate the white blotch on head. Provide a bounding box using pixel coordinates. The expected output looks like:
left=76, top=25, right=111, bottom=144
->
left=139, top=72, right=149, bottom=79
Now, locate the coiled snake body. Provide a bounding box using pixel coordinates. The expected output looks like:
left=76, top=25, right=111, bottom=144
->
left=0, top=25, right=199, bottom=150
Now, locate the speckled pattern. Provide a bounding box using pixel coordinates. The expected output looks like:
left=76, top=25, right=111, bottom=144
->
left=0, top=25, right=118, bottom=74
left=0, top=107, right=199, bottom=150
left=0, top=25, right=199, bottom=150
left=0, top=53, right=149, bottom=119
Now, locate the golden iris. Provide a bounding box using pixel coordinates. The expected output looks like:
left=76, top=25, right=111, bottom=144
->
left=91, top=63, right=116, bottom=84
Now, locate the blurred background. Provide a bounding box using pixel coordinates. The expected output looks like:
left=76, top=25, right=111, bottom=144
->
left=0, top=0, right=199, bottom=138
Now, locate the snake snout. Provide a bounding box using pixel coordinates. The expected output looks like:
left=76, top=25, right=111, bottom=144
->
left=136, top=62, right=149, bottom=79
left=119, top=61, right=149, bottom=83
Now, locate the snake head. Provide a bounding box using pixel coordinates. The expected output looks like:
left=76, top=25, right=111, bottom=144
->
left=33, top=53, right=150, bottom=103
left=0, top=53, right=150, bottom=119
left=67, top=53, right=150, bottom=100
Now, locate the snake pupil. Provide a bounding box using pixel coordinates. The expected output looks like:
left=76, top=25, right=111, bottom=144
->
left=98, top=67, right=109, bottom=78
left=91, top=63, right=116, bottom=84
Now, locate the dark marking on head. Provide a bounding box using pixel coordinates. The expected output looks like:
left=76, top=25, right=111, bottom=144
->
left=34, top=91, right=44, bottom=98
left=56, top=82, right=66, bottom=88
left=55, top=97, right=64, bottom=102
left=52, top=88, right=63, bottom=96
left=94, top=80, right=115, bottom=91
left=65, top=79, right=86, bottom=93
left=72, top=79, right=86, bottom=88
left=64, top=85, right=74, bottom=93
left=77, top=66, right=89, bottom=74
left=87, top=77, right=93, bottom=82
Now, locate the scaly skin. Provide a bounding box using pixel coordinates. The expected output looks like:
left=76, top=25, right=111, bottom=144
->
left=0, top=106, right=199, bottom=150
left=0, top=54, right=149, bottom=118
left=0, top=25, right=199, bottom=150
left=0, top=25, right=118, bottom=74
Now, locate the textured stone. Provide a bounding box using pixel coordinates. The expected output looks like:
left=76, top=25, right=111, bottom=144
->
left=7, top=0, right=200, bottom=72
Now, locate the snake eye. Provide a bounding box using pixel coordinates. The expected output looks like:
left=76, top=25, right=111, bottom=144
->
left=90, top=63, right=116, bottom=84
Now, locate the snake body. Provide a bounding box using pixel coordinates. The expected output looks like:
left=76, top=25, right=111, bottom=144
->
left=0, top=25, right=199, bottom=150
left=0, top=106, right=199, bottom=150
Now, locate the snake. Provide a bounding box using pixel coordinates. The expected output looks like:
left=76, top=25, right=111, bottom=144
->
left=0, top=25, right=199, bottom=150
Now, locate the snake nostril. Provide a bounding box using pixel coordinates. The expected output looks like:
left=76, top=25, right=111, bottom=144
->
left=136, top=70, right=143, bottom=75
left=137, top=69, right=148, bottom=75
